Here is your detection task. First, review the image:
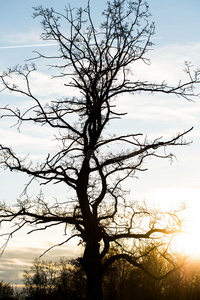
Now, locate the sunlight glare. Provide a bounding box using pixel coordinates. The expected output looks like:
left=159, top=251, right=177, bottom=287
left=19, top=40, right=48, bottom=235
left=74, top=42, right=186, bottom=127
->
left=150, top=188, right=200, bottom=258
left=174, top=201, right=200, bottom=258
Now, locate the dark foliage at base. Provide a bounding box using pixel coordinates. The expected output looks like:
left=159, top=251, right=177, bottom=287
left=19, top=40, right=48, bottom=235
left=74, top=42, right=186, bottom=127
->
left=5, top=256, right=200, bottom=300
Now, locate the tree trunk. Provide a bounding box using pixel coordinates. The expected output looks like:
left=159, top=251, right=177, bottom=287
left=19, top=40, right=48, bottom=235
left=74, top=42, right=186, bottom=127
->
left=82, top=239, right=103, bottom=300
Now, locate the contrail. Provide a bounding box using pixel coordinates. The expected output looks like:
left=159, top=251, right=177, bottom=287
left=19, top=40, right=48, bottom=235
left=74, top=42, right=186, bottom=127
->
left=0, top=43, right=57, bottom=50
left=0, top=37, right=163, bottom=50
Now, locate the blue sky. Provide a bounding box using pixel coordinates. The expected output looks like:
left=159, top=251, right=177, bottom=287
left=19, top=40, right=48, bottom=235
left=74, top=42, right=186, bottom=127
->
left=1, top=0, right=200, bottom=285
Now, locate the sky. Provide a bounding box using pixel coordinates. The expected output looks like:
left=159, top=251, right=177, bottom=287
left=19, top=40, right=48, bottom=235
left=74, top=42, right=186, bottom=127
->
left=0, top=0, right=200, bottom=286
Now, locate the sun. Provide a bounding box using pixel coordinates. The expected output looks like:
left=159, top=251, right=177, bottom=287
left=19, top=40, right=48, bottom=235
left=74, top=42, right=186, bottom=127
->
left=173, top=201, right=200, bottom=258
left=149, top=188, right=200, bottom=258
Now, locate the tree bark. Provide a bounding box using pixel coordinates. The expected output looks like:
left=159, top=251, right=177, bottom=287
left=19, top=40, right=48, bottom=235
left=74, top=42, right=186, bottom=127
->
left=82, top=239, right=103, bottom=300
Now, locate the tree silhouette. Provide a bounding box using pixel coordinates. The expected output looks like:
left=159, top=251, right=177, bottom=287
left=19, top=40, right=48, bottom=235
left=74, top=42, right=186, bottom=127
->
left=23, top=258, right=86, bottom=300
left=0, top=281, right=14, bottom=300
left=0, top=0, right=199, bottom=299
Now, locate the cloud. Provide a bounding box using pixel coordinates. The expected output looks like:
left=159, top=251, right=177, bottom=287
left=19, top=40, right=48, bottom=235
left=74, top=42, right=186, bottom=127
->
left=111, top=42, right=200, bottom=137
left=0, top=223, right=83, bottom=285
left=0, top=30, right=41, bottom=47
left=0, top=244, right=82, bottom=285
left=0, top=69, right=79, bottom=100
left=132, top=42, right=200, bottom=85
left=0, top=123, right=57, bottom=155
left=1, top=41, right=200, bottom=165
left=0, top=44, right=57, bottom=50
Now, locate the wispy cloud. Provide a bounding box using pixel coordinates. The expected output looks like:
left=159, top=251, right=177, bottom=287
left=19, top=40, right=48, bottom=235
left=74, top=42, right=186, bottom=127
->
left=0, top=43, right=57, bottom=50
left=151, top=36, right=163, bottom=40
left=0, top=37, right=163, bottom=50
left=0, top=244, right=82, bottom=285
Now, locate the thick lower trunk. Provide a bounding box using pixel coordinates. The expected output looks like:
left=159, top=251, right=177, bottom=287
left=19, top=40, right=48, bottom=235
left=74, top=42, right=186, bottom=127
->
left=77, top=160, right=104, bottom=298
left=82, top=240, right=103, bottom=300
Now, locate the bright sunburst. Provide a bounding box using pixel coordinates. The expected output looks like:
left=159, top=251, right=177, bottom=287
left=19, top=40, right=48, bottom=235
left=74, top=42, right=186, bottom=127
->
left=150, top=188, right=200, bottom=258
left=174, top=200, right=200, bottom=257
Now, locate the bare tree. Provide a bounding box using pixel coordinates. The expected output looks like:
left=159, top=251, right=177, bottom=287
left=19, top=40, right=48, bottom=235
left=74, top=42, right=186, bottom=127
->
left=0, top=0, right=199, bottom=299
left=23, top=258, right=86, bottom=300
left=0, top=281, right=14, bottom=300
